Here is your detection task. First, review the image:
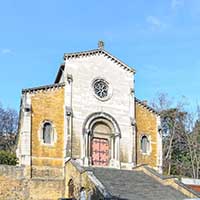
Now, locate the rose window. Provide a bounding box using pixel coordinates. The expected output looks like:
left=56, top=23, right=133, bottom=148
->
left=93, top=79, right=109, bottom=99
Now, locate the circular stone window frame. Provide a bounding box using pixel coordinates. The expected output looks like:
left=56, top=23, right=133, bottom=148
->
left=91, top=77, right=113, bottom=101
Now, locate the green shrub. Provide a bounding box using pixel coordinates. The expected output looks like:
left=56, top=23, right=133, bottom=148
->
left=0, top=150, right=18, bottom=165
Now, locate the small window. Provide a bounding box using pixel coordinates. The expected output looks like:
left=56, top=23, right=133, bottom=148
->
left=141, top=135, right=150, bottom=154
left=42, top=122, right=53, bottom=144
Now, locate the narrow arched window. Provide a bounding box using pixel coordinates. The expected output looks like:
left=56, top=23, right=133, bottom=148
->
left=68, top=179, right=74, bottom=198
left=43, top=122, right=53, bottom=144
left=141, top=135, right=150, bottom=154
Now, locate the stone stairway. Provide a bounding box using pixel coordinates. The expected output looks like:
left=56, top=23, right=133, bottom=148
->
left=86, top=167, right=189, bottom=200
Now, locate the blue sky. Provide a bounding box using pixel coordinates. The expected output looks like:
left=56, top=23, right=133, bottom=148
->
left=0, top=0, right=200, bottom=112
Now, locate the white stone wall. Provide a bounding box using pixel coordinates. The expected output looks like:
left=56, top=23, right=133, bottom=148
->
left=17, top=93, right=31, bottom=167
left=64, top=54, right=135, bottom=167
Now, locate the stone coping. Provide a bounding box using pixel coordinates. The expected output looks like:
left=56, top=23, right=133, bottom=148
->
left=22, top=83, right=65, bottom=94
left=135, top=98, right=160, bottom=116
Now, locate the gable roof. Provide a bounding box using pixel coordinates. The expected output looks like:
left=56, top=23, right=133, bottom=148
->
left=55, top=48, right=136, bottom=83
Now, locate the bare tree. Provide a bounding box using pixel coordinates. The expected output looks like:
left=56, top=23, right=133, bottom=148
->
left=152, top=93, right=200, bottom=178
left=0, top=103, right=18, bottom=152
left=151, top=93, right=188, bottom=176
left=183, top=109, right=200, bottom=179
left=150, top=92, right=172, bottom=112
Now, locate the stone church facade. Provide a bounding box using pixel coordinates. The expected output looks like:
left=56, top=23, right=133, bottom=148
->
left=16, top=42, right=199, bottom=199
left=17, top=42, right=162, bottom=177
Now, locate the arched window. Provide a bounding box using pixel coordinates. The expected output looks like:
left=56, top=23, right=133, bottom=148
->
left=141, top=135, right=150, bottom=154
left=68, top=179, right=74, bottom=198
left=42, top=122, right=53, bottom=144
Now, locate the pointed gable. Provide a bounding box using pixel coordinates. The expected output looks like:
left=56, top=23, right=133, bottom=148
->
left=55, top=48, right=135, bottom=83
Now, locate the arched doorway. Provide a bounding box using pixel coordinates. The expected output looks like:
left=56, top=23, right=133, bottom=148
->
left=68, top=179, right=74, bottom=198
left=82, top=112, right=121, bottom=167
left=91, top=122, right=111, bottom=166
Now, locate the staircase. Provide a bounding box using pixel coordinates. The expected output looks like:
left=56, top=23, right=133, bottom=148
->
left=85, top=167, right=190, bottom=200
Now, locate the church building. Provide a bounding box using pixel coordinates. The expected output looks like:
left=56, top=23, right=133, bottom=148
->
left=16, top=42, right=197, bottom=199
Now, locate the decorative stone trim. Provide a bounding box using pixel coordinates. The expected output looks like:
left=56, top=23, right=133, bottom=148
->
left=55, top=48, right=136, bottom=83
left=135, top=97, right=160, bottom=116
left=22, top=83, right=65, bottom=94
left=83, top=112, right=121, bottom=137
left=82, top=112, right=121, bottom=167
left=63, top=49, right=135, bottom=73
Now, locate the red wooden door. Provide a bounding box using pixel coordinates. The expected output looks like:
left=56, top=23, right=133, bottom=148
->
left=91, top=138, right=109, bottom=166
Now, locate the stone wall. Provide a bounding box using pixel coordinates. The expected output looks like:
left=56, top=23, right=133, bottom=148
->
left=0, top=165, right=28, bottom=199
left=0, top=175, right=29, bottom=199
left=136, top=102, right=158, bottom=169
left=0, top=162, right=105, bottom=200
left=29, top=178, right=64, bottom=200
left=0, top=165, right=65, bottom=200
left=0, top=164, right=25, bottom=178
left=65, top=160, right=103, bottom=199
left=31, top=87, right=64, bottom=178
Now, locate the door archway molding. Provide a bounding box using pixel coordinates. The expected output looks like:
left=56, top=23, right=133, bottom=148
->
left=82, top=112, right=121, bottom=167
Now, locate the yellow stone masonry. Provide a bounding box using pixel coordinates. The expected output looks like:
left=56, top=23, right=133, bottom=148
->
left=65, top=160, right=103, bottom=199
left=31, top=88, right=64, bottom=168
left=136, top=102, right=158, bottom=168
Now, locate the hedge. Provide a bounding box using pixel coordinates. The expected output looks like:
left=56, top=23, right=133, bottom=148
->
left=0, top=150, right=18, bottom=165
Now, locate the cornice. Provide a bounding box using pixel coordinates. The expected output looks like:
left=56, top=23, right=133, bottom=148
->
left=22, top=83, right=65, bottom=94
left=63, top=48, right=136, bottom=74
left=135, top=97, right=160, bottom=116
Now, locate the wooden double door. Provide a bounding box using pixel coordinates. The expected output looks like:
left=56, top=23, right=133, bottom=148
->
left=91, top=137, right=109, bottom=166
